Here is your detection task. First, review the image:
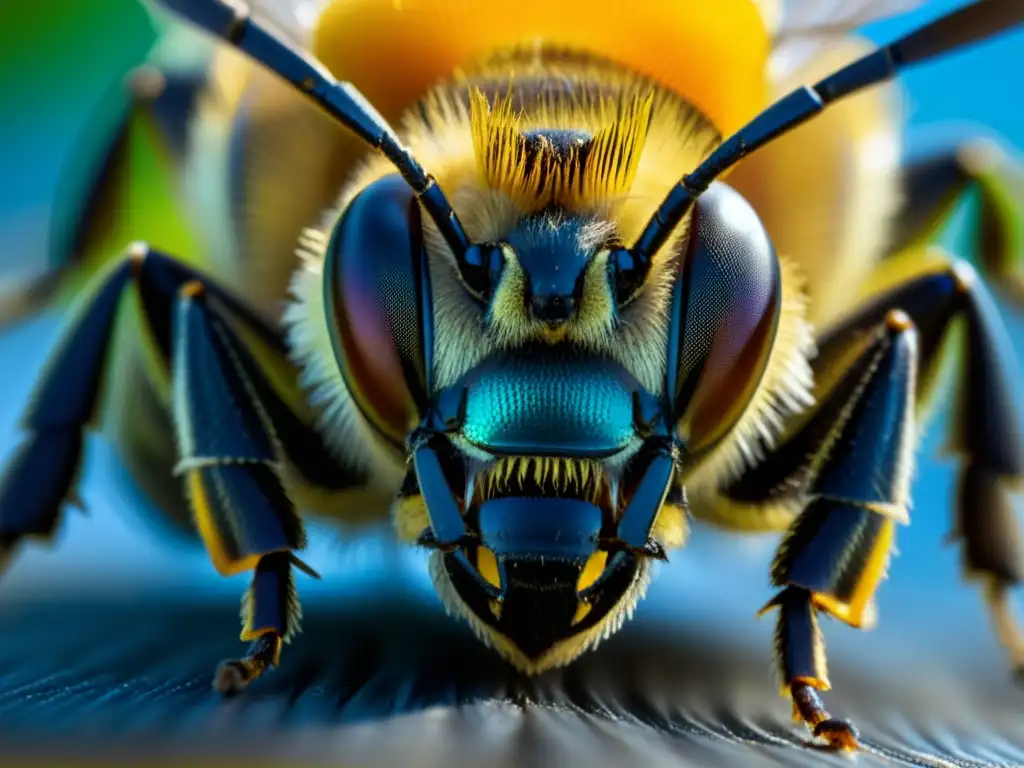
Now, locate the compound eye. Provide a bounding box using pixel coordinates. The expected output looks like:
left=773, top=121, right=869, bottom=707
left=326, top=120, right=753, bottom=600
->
left=324, top=174, right=430, bottom=448
left=672, top=182, right=781, bottom=455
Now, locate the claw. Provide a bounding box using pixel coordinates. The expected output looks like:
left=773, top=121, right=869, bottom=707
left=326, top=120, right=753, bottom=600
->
left=213, top=633, right=281, bottom=696
left=792, top=681, right=860, bottom=753
left=810, top=718, right=860, bottom=753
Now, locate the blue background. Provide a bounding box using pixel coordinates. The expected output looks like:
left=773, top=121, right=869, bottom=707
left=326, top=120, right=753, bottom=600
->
left=0, top=0, right=1023, bottom=681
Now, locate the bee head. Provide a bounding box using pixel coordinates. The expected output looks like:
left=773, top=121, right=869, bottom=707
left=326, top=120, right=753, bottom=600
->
left=319, top=132, right=780, bottom=673
left=316, top=81, right=780, bottom=673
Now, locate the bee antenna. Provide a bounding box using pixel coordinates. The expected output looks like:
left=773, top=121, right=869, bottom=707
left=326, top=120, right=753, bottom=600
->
left=626, top=0, right=1023, bottom=281
left=156, top=0, right=476, bottom=263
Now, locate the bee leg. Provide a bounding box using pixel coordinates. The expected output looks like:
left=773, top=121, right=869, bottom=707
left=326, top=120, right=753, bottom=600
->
left=0, top=257, right=136, bottom=570
left=819, top=255, right=1024, bottom=674
left=764, top=587, right=859, bottom=752
left=889, top=133, right=1024, bottom=307
left=751, top=313, right=918, bottom=751
left=730, top=250, right=1024, bottom=736
left=0, top=244, right=304, bottom=572
left=125, top=56, right=208, bottom=165
left=216, top=633, right=282, bottom=695
left=0, top=244, right=357, bottom=692
left=214, top=551, right=298, bottom=695
left=172, top=280, right=334, bottom=690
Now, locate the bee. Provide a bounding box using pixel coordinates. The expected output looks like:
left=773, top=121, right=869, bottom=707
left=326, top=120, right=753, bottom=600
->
left=2, top=0, right=1023, bottom=753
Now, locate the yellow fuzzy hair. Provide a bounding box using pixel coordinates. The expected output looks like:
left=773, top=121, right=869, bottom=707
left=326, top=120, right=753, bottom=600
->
left=477, top=456, right=605, bottom=503
left=469, top=86, right=654, bottom=213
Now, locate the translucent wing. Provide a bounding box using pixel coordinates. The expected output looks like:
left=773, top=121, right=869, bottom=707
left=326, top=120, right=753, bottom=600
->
left=770, top=0, right=923, bottom=37
left=249, top=0, right=328, bottom=44
left=763, top=0, right=926, bottom=79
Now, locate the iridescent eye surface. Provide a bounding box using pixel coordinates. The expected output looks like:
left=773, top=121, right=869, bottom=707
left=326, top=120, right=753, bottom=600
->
left=324, top=174, right=430, bottom=448
left=672, top=182, right=781, bottom=455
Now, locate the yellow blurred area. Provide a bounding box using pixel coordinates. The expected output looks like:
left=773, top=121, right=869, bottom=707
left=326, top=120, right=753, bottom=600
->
left=314, top=0, right=770, bottom=134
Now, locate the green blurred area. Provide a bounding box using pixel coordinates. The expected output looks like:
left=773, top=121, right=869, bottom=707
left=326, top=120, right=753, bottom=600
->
left=0, top=1, right=155, bottom=60
left=0, top=0, right=202, bottom=296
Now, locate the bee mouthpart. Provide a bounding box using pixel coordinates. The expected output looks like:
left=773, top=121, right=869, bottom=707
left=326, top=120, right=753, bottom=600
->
left=472, top=456, right=609, bottom=508
left=462, top=445, right=673, bottom=541
left=426, top=445, right=676, bottom=673
left=404, top=434, right=676, bottom=566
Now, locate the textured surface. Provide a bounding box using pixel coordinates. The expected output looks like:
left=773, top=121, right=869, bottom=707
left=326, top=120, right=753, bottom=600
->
left=1, top=572, right=1023, bottom=767
left=1, top=317, right=1024, bottom=768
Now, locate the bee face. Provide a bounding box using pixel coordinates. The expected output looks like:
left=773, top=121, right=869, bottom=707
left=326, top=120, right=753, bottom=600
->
left=307, top=76, right=785, bottom=671
left=319, top=169, right=667, bottom=665
left=320, top=187, right=780, bottom=670
left=501, top=215, right=601, bottom=326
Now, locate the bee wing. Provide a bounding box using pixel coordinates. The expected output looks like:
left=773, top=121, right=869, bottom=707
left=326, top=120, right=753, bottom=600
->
left=770, top=0, right=923, bottom=37
left=766, top=0, right=925, bottom=79
left=248, top=0, right=329, bottom=45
